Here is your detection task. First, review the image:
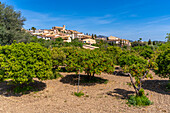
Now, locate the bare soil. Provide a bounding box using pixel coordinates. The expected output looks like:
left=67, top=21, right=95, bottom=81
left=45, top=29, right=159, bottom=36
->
left=0, top=71, right=169, bottom=113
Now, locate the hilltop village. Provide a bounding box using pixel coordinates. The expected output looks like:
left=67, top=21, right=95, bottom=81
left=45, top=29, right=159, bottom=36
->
left=27, top=25, right=131, bottom=46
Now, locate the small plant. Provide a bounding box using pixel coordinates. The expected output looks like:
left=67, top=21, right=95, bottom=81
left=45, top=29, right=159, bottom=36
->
left=127, top=89, right=153, bottom=106
left=126, top=82, right=132, bottom=87
left=104, top=80, right=108, bottom=84
left=74, top=91, right=84, bottom=97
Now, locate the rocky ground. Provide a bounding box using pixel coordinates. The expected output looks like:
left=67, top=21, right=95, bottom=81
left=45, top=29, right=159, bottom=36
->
left=0, top=70, right=169, bottom=113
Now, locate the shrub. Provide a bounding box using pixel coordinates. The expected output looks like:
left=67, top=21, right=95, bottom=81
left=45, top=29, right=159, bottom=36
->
left=106, top=46, right=122, bottom=64
left=65, top=49, right=115, bottom=79
left=156, top=49, right=170, bottom=79
left=127, top=89, right=152, bottom=106
left=51, top=47, right=66, bottom=69
left=0, top=42, right=53, bottom=85
left=48, top=69, right=63, bottom=80
left=127, top=94, right=152, bottom=106
left=118, top=53, right=147, bottom=67
left=140, top=48, right=154, bottom=59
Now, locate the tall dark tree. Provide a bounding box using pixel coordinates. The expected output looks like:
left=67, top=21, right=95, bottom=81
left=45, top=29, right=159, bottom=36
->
left=138, top=38, right=142, bottom=42
left=31, top=27, right=36, bottom=33
left=148, top=39, right=152, bottom=45
left=92, top=34, right=94, bottom=39
left=94, top=34, right=97, bottom=38
left=0, top=2, right=30, bottom=45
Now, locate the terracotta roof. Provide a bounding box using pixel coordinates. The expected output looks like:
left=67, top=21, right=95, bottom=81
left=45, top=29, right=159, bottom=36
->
left=39, top=35, right=55, bottom=38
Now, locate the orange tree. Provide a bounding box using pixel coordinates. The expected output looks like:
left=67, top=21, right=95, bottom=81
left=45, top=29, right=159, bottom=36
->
left=118, top=53, right=152, bottom=95
left=131, top=46, right=154, bottom=59
left=65, top=49, right=115, bottom=79
left=51, top=47, right=66, bottom=69
left=106, top=46, right=122, bottom=64
left=0, top=42, right=53, bottom=85
left=156, top=48, right=170, bottom=79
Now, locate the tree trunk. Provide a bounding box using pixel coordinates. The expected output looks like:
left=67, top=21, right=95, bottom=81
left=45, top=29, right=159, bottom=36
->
left=128, top=71, right=148, bottom=96
left=92, top=73, right=95, bottom=78
left=128, top=73, right=139, bottom=95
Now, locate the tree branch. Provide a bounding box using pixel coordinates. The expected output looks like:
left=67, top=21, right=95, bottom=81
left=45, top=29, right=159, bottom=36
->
left=128, top=73, right=138, bottom=95
left=142, top=71, right=148, bottom=80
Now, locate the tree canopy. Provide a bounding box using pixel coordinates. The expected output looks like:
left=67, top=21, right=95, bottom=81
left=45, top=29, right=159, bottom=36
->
left=65, top=49, right=115, bottom=79
left=0, top=2, right=30, bottom=45
left=0, top=42, right=53, bottom=85
left=156, top=48, right=170, bottom=79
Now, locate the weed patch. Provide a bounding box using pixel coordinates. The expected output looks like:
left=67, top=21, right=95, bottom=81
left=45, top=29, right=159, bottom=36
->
left=74, top=91, right=84, bottom=97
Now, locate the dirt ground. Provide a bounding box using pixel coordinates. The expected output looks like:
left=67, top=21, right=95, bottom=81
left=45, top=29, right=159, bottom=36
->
left=0, top=70, right=169, bottom=113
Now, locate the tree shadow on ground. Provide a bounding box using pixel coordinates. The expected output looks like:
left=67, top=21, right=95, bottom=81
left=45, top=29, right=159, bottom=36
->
left=113, top=66, right=129, bottom=77
left=106, top=88, right=134, bottom=99
left=60, top=74, right=108, bottom=86
left=142, top=80, right=170, bottom=95
left=113, top=71, right=129, bottom=77
left=0, top=80, right=46, bottom=97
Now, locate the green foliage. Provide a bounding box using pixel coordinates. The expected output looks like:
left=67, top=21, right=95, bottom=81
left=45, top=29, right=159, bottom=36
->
left=119, top=53, right=152, bottom=95
left=118, top=53, right=147, bottom=67
left=30, top=37, right=83, bottom=48
left=51, top=47, right=66, bottom=68
left=65, top=49, right=115, bottom=77
left=0, top=42, right=53, bottom=85
left=131, top=41, right=146, bottom=47
left=106, top=46, right=122, bottom=64
left=157, top=42, right=170, bottom=52
left=93, top=39, right=110, bottom=49
left=127, top=88, right=152, bottom=106
left=140, top=48, right=154, bottom=59
left=0, top=2, right=31, bottom=45
left=130, top=45, right=155, bottom=60
left=64, top=38, right=83, bottom=48
left=156, top=49, right=170, bottom=79
left=92, top=34, right=94, bottom=39
left=148, top=39, right=152, bottom=45
left=48, top=69, right=63, bottom=80
left=127, top=94, right=152, bottom=106
left=124, top=64, right=152, bottom=80
left=74, top=91, right=84, bottom=97
left=147, top=60, right=158, bottom=70
left=166, top=33, right=170, bottom=42
left=31, top=27, right=36, bottom=33
left=13, top=86, right=33, bottom=94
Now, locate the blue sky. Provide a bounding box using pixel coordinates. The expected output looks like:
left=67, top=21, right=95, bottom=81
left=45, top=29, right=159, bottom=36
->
left=1, top=0, right=170, bottom=41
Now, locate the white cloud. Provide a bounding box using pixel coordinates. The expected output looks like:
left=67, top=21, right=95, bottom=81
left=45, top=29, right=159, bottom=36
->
left=20, top=9, right=116, bottom=29
left=19, top=9, right=170, bottom=41
left=147, top=16, right=170, bottom=24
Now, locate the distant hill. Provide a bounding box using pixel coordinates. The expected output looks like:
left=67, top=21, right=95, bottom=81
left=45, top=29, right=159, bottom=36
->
left=129, top=40, right=134, bottom=42
left=97, top=35, right=108, bottom=38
